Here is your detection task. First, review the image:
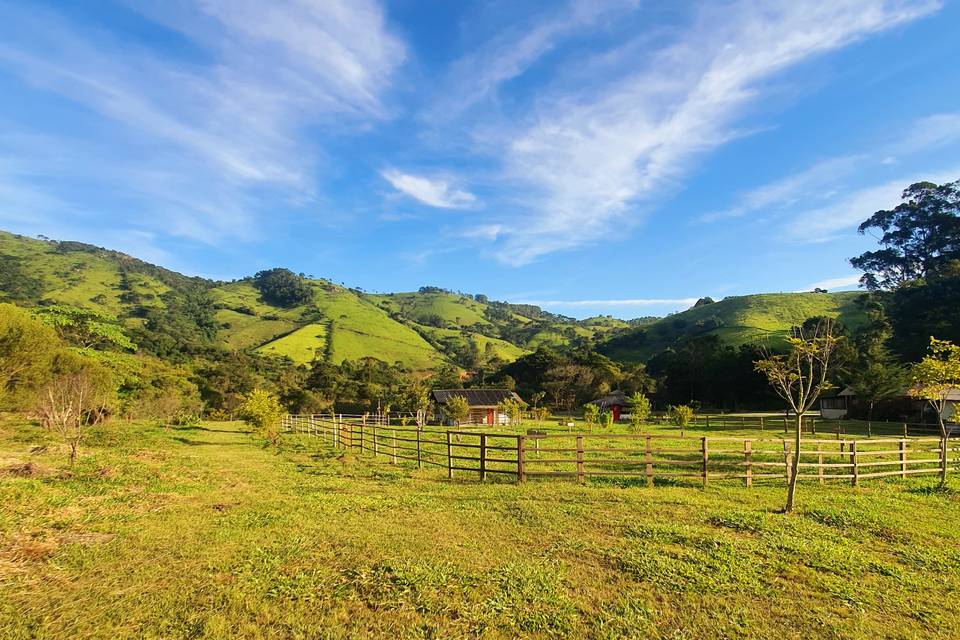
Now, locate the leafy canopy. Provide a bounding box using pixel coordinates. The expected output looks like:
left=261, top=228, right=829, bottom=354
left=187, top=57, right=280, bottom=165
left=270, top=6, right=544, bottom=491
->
left=253, top=268, right=314, bottom=307
left=444, top=395, right=469, bottom=424
left=851, top=180, right=960, bottom=290
left=908, top=337, right=960, bottom=434
left=33, top=305, right=135, bottom=351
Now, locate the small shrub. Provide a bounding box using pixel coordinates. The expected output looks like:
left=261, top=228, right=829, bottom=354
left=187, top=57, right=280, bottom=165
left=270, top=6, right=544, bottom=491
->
left=239, top=389, right=285, bottom=445
left=668, top=404, right=694, bottom=428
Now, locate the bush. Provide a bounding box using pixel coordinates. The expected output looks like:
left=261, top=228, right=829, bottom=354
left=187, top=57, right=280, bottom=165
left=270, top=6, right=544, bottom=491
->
left=628, top=392, right=651, bottom=431
left=599, top=410, right=613, bottom=429
left=239, top=389, right=285, bottom=444
left=668, top=404, right=695, bottom=428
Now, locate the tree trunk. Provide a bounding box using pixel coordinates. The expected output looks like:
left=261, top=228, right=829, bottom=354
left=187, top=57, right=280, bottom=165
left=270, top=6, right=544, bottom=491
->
left=785, top=412, right=803, bottom=512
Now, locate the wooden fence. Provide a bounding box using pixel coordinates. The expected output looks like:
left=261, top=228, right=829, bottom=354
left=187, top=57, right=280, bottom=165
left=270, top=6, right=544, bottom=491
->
left=282, top=414, right=959, bottom=487
left=685, top=414, right=947, bottom=437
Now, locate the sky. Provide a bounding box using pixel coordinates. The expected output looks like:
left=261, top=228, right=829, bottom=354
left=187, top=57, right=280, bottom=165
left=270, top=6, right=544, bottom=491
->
left=0, top=0, right=958, bottom=319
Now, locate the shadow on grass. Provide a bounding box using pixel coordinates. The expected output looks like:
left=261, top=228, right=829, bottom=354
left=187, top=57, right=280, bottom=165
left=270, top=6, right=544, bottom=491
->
left=172, top=437, right=249, bottom=447
left=171, top=425, right=241, bottom=434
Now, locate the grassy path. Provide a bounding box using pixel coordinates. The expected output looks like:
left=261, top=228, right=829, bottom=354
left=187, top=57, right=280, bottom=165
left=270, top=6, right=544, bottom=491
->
left=2, top=419, right=960, bottom=639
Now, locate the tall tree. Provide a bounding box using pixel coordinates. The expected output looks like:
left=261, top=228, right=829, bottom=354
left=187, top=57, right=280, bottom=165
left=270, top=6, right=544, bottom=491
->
left=851, top=180, right=960, bottom=290
left=755, top=318, right=842, bottom=512
left=847, top=297, right=907, bottom=420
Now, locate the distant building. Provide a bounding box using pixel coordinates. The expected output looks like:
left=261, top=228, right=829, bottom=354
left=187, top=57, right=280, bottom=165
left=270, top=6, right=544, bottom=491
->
left=819, top=387, right=858, bottom=419
left=589, top=390, right=629, bottom=422
left=819, top=386, right=959, bottom=421
left=431, top=389, right=525, bottom=425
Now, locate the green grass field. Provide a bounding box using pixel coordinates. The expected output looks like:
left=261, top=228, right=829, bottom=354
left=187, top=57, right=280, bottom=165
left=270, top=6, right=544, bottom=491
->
left=3, top=417, right=960, bottom=639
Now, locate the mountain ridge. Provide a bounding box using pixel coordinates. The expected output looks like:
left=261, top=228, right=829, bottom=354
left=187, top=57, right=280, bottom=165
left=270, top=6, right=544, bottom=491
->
left=0, top=230, right=865, bottom=369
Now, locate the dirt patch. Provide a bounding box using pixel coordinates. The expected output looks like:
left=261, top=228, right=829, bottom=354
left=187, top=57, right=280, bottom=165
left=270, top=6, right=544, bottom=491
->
left=2, top=461, right=52, bottom=478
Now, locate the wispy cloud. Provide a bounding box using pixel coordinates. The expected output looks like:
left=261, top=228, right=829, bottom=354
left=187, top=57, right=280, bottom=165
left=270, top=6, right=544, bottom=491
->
left=784, top=167, right=960, bottom=242
left=700, top=155, right=867, bottom=222
left=381, top=169, right=477, bottom=209
left=428, top=0, right=638, bottom=122
left=0, top=1, right=405, bottom=242
left=470, top=0, right=940, bottom=264
left=800, top=275, right=863, bottom=291
left=522, top=298, right=700, bottom=308
left=698, top=109, right=960, bottom=239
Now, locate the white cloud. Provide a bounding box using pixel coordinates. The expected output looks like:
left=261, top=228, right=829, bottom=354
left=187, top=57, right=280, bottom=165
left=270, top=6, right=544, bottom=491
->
left=523, top=298, right=699, bottom=307
left=0, top=1, right=405, bottom=242
left=480, top=0, right=940, bottom=264
left=785, top=167, right=960, bottom=242
left=428, top=0, right=638, bottom=121
left=894, top=113, right=960, bottom=153
left=381, top=169, right=476, bottom=209
left=801, top=275, right=863, bottom=291
left=700, top=155, right=866, bottom=222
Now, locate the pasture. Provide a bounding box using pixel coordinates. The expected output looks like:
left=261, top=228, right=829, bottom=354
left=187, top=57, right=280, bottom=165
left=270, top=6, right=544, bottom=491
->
left=2, top=417, right=960, bottom=639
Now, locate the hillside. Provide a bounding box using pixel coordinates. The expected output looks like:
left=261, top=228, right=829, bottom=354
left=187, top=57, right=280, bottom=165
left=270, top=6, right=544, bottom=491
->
left=599, top=292, right=866, bottom=362
left=0, top=231, right=620, bottom=370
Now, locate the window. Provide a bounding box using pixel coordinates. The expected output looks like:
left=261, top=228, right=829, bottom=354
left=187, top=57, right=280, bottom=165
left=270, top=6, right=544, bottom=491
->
left=821, top=397, right=847, bottom=410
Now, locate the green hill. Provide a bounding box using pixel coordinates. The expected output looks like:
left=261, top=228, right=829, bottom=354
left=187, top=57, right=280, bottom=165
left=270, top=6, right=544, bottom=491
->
left=0, top=231, right=616, bottom=370
left=0, top=230, right=870, bottom=370
left=599, top=292, right=867, bottom=362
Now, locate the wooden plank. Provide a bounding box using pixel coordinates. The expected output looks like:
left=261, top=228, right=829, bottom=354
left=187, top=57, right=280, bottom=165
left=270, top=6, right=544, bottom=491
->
left=517, top=436, right=526, bottom=483
left=576, top=436, right=584, bottom=484
left=851, top=441, right=858, bottom=487
left=479, top=433, right=487, bottom=481
left=446, top=431, right=452, bottom=479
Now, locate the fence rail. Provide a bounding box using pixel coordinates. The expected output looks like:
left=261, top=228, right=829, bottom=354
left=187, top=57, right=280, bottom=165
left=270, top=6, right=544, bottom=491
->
left=282, top=414, right=959, bottom=487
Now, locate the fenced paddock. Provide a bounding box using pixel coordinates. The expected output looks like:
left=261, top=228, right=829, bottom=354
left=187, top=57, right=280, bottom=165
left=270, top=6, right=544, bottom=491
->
left=282, top=414, right=959, bottom=488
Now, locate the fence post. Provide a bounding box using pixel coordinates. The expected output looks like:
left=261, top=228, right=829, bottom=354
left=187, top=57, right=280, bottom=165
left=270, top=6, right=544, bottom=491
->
left=373, top=420, right=378, bottom=457
left=817, top=442, right=824, bottom=485
left=517, top=435, right=526, bottom=483
left=645, top=435, right=653, bottom=488
left=359, top=419, right=364, bottom=453
left=576, top=436, right=584, bottom=484
left=416, top=428, right=422, bottom=469
left=760, top=416, right=764, bottom=431
left=391, top=429, right=397, bottom=465
left=479, top=433, right=487, bottom=481
left=701, top=437, right=709, bottom=488
left=900, top=439, right=907, bottom=479
left=446, top=431, right=452, bottom=479
left=903, top=423, right=908, bottom=438
left=867, top=421, right=872, bottom=438
left=851, top=441, right=859, bottom=487
left=744, top=440, right=752, bottom=488
left=941, top=436, right=948, bottom=485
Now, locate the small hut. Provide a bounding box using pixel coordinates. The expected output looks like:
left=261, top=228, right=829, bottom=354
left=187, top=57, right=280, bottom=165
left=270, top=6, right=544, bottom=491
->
left=590, top=390, right=629, bottom=422
left=431, top=389, right=525, bottom=425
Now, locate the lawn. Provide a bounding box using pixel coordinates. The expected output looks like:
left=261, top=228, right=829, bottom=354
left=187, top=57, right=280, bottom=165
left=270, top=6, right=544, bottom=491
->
left=2, top=417, right=960, bottom=639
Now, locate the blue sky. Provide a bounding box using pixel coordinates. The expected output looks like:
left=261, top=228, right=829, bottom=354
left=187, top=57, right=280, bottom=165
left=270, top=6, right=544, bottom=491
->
left=1, top=0, right=958, bottom=319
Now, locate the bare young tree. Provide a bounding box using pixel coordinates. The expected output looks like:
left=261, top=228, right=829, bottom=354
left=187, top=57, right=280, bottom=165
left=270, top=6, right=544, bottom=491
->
left=36, top=371, right=106, bottom=464
left=755, top=318, right=842, bottom=512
